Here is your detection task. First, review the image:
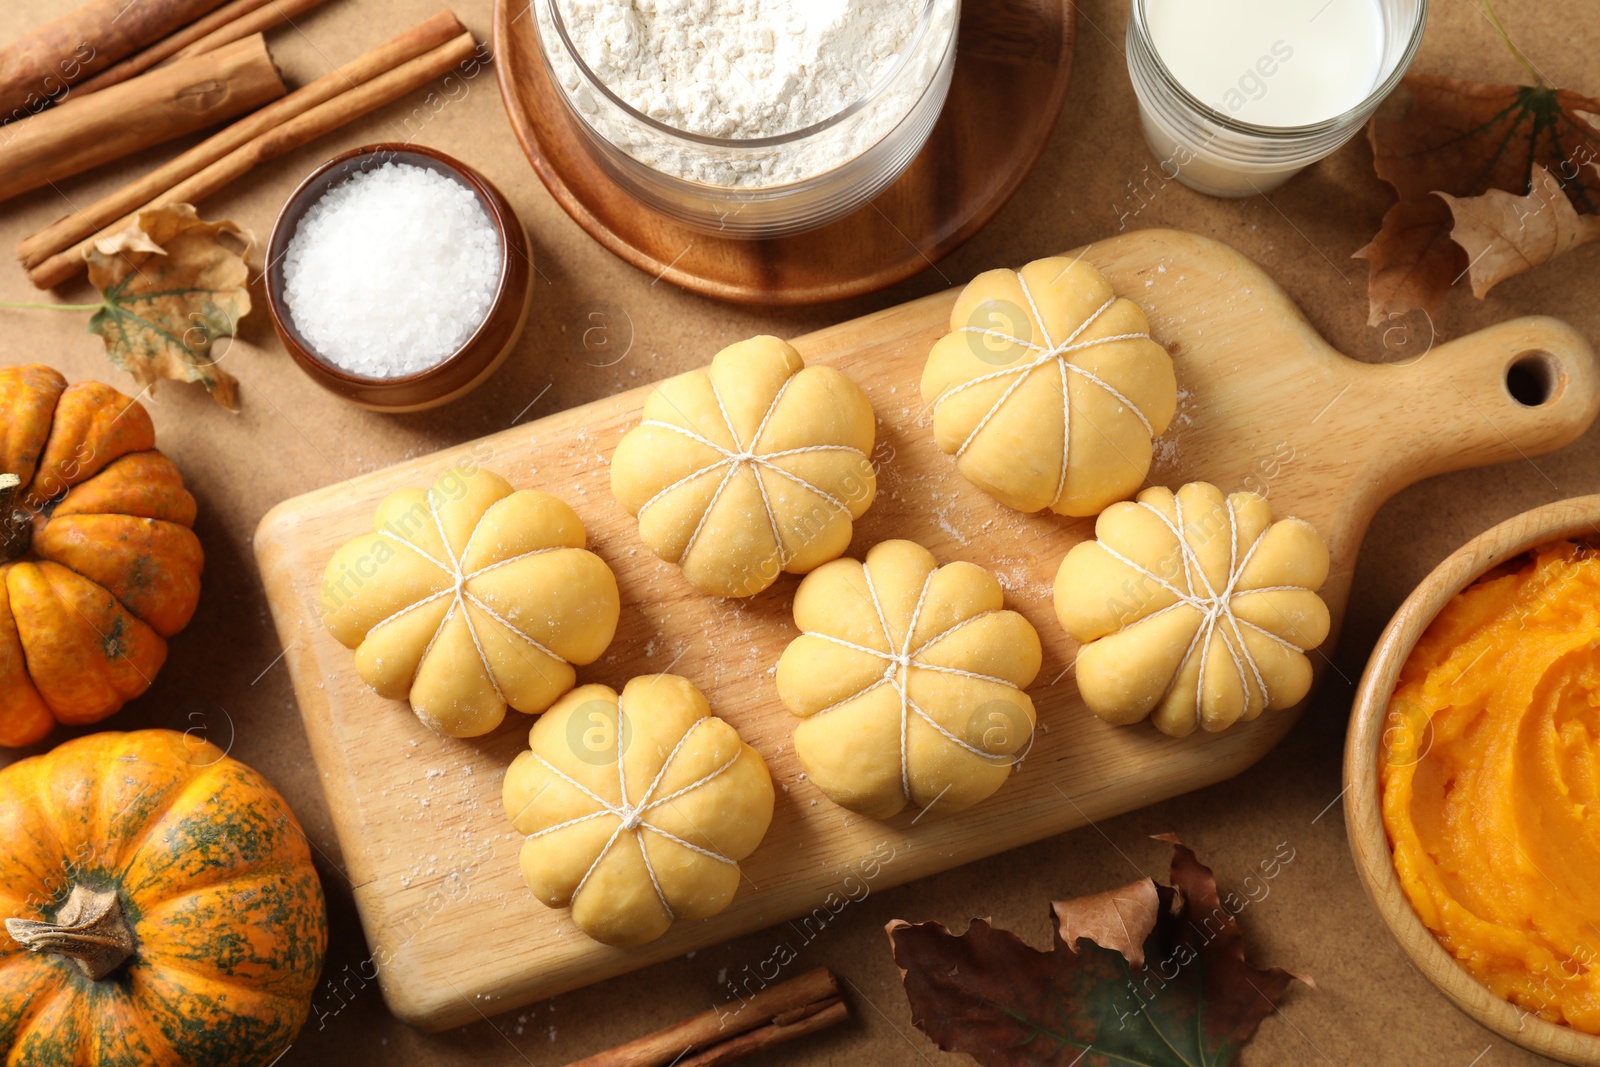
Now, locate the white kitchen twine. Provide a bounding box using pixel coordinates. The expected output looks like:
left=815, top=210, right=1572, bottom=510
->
left=520, top=704, right=742, bottom=923
left=804, top=564, right=1026, bottom=804
left=1092, top=494, right=1310, bottom=725
left=942, top=271, right=1155, bottom=509
left=369, top=494, right=569, bottom=702
left=637, top=373, right=869, bottom=570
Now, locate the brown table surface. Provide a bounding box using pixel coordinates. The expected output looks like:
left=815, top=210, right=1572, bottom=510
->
left=3, top=0, right=1598, bottom=1063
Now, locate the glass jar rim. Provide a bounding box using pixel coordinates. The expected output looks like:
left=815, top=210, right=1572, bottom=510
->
left=1128, top=0, right=1429, bottom=139
left=540, top=0, right=945, bottom=149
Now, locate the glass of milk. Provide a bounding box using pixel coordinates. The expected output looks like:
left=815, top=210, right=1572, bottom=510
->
left=1126, top=0, right=1427, bottom=197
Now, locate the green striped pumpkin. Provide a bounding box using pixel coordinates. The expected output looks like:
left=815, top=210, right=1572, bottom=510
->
left=0, top=730, right=326, bottom=1065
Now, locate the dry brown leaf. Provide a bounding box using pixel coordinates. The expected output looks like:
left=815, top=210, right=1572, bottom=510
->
left=1049, top=875, right=1160, bottom=969
left=1440, top=163, right=1600, bottom=298
left=887, top=837, right=1304, bottom=1066
left=1355, top=74, right=1600, bottom=325
left=85, top=203, right=251, bottom=411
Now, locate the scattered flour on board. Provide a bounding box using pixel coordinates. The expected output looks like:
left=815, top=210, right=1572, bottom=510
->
left=990, top=557, right=1053, bottom=604
left=932, top=500, right=968, bottom=545
left=1151, top=386, right=1194, bottom=470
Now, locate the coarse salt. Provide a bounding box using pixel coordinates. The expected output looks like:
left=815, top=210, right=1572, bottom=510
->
left=282, top=162, right=502, bottom=378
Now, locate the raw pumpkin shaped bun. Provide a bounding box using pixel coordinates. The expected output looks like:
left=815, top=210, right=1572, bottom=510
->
left=776, top=539, right=1042, bottom=820
left=503, top=674, right=774, bottom=948
left=321, top=467, right=620, bottom=738
left=920, top=256, right=1177, bottom=516
left=611, top=335, right=877, bottom=598
left=1055, top=481, right=1331, bottom=737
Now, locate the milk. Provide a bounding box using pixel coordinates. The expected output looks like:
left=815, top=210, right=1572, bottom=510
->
left=1146, top=0, right=1386, bottom=127
left=1130, top=0, right=1395, bottom=197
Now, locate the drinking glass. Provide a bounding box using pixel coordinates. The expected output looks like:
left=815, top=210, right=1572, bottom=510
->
left=1125, top=0, right=1428, bottom=197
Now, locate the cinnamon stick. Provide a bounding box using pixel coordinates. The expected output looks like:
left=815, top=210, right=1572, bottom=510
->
left=25, top=28, right=481, bottom=291
left=74, top=0, right=288, bottom=95
left=561, top=968, right=848, bottom=1067
left=0, top=0, right=232, bottom=121
left=676, top=1000, right=849, bottom=1067
left=0, top=34, right=286, bottom=205
left=18, top=11, right=465, bottom=277
left=162, top=0, right=331, bottom=67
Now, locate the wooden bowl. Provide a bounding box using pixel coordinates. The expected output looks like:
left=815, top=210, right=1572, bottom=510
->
left=493, top=0, right=1076, bottom=305
left=264, top=143, right=534, bottom=412
left=1345, top=493, right=1600, bottom=1065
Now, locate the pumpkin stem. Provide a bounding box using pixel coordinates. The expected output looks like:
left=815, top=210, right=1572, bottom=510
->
left=0, top=473, right=30, bottom=562
left=5, top=885, right=135, bottom=980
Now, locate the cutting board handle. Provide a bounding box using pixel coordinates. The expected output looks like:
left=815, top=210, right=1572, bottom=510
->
left=1351, top=315, right=1600, bottom=491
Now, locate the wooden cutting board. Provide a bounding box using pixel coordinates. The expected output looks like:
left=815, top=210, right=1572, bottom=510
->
left=254, top=228, right=1600, bottom=1031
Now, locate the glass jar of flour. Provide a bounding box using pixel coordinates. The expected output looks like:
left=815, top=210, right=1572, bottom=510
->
left=1126, top=0, right=1427, bottom=197
left=532, top=0, right=960, bottom=238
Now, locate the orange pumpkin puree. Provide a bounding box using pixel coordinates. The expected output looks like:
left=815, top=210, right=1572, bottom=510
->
left=1382, top=542, right=1600, bottom=1033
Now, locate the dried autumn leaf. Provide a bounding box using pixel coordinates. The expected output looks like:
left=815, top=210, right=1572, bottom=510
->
left=887, top=838, right=1303, bottom=1066
left=1355, top=75, right=1600, bottom=325
left=1441, top=163, right=1600, bottom=297
left=85, top=203, right=251, bottom=411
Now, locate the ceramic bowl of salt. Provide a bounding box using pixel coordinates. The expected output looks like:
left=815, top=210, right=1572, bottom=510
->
left=265, top=143, right=534, bottom=412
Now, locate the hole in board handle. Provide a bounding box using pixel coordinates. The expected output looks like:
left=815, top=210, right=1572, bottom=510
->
left=1505, top=352, right=1560, bottom=408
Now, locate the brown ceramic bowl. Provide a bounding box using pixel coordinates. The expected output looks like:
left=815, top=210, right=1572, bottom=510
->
left=265, top=143, right=534, bottom=412
left=1345, top=494, right=1600, bottom=1065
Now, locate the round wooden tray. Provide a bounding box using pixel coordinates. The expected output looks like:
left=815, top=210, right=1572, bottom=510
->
left=492, top=0, right=1078, bottom=305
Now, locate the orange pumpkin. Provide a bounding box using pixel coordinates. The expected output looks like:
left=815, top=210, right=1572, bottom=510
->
left=0, top=730, right=327, bottom=1065
left=0, top=365, right=203, bottom=746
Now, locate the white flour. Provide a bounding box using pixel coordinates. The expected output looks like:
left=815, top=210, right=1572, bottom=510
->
left=559, top=0, right=918, bottom=139
left=536, top=0, right=957, bottom=187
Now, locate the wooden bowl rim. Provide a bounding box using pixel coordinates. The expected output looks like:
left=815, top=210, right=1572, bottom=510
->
left=263, top=142, right=527, bottom=396
left=1344, top=493, right=1600, bottom=1065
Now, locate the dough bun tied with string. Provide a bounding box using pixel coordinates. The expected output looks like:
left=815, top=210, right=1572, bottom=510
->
left=503, top=674, right=774, bottom=948
left=776, top=539, right=1041, bottom=820
left=921, top=256, right=1177, bottom=517
left=611, top=335, right=877, bottom=598
left=1055, top=482, right=1331, bottom=737
left=321, top=467, right=621, bottom=738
